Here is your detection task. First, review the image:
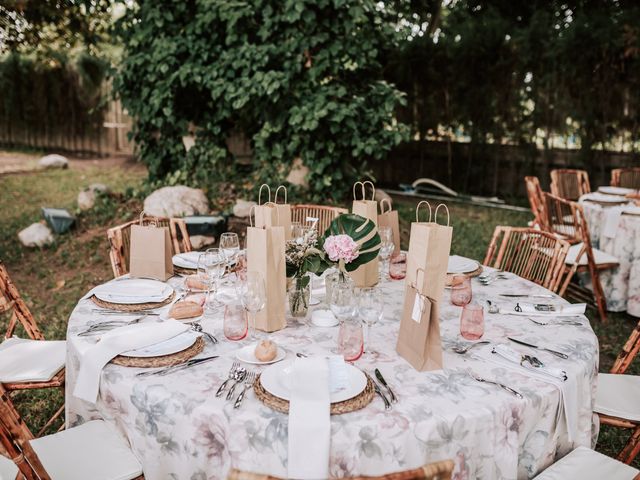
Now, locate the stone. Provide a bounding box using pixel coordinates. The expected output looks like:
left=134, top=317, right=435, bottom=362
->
left=285, top=157, right=309, bottom=187
left=18, top=223, right=54, bottom=248
left=77, top=183, right=110, bottom=211
left=182, top=135, right=196, bottom=152
left=189, top=235, right=216, bottom=250
left=143, top=186, right=209, bottom=217
left=374, top=188, right=392, bottom=205
left=232, top=199, right=257, bottom=218
left=38, top=154, right=69, bottom=169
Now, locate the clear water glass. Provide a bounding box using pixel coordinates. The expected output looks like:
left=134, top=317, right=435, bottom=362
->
left=357, top=287, right=384, bottom=356
left=329, top=281, right=356, bottom=322
left=337, top=317, right=363, bottom=362
left=203, top=248, right=226, bottom=309
left=237, top=271, right=266, bottom=340
left=220, top=232, right=240, bottom=284
left=378, top=227, right=394, bottom=281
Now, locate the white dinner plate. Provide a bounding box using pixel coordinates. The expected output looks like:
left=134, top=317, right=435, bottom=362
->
left=447, top=255, right=480, bottom=274
left=120, top=331, right=200, bottom=358
left=260, top=360, right=367, bottom=403
left=172, top=252, right=202, bottom=270
left=581, top=192, right=630, bottom=204
left=598, top=186, right=636, bottom=196
left=236, top=343, right=287, bottom=365
left=93, top=279, right=173, bottom=305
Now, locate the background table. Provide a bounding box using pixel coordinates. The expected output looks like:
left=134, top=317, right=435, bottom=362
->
left=581, top=199, right=640, bottom=317
left=66, top=273, right=598, bottom=480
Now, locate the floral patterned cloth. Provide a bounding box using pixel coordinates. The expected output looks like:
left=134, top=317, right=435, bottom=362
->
left=66, top=272, right=599, bottom=480
left=581, top=201, right=640, bottom=317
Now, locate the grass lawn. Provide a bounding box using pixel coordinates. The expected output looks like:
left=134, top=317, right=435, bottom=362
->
left=0, top=159, right=638, bottom=468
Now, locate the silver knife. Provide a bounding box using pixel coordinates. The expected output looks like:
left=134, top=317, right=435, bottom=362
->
left=136, top=356, right=218, bottom=377
left=498, top=294, right=554, bottom=298
left=507, top=337, right=569, bottom=359
left=374, top=369, right=398, bottom=403
left=368, top=375, right=391, bottom=410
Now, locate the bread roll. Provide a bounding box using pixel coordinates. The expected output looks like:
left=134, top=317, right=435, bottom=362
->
left=254, top=339, right=278, bottom=362
left=185, top=275, right=208, bottom=291
left=169, top=301, right=203, bottom=320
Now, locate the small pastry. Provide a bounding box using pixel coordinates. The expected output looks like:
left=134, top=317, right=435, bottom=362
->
left=254, top=339, right=278, bottom=362
left=185, top=275, right=208, bottom=291
left=169, top=301, right=203, bottom=320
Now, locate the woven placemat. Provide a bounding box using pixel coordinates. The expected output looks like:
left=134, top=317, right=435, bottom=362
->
left=90, top=291, right=176, bottom=312
left=111, top=336, right=204, bottom=368
left=254, top=374, right=375, bottom=415
left=445, top=265, right=483, bottom=287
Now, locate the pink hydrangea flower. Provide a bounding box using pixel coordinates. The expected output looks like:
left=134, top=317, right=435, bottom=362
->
left=323, top=234, right=359, bottom=263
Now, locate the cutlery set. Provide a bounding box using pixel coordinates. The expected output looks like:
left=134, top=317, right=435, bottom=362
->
left=368, top=369, right=397, bottom=410
left=478, top=271, right=509, bottom=285
left=136, top=355, right=219, bottom=377
left=216, top=362, right=257, bottom=409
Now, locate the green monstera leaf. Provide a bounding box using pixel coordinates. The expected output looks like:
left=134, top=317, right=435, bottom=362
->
left=321, top=213, right=381, bottom=272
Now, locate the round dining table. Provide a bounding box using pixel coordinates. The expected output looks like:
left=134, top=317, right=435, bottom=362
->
left=65, top=269, right=599, bottom=480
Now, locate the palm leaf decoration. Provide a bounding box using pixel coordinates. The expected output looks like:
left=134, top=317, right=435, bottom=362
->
left=321, top=213, right=381, bottom=272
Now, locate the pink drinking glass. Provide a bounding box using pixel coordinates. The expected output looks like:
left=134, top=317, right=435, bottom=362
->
left=235, top=252, right=247, bottom=282
left=223, top=304, right=248, bottom=341
left=337, top=318, right=364, bottom=362
left=460, top=303, right=484, bottom=340
left=389, top=252, right=407, bottom=280
left=450, top=275, right=472, bottom=306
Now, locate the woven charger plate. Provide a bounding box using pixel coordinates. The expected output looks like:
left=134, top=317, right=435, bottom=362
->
left=445, top=265, right=483, bottom=287
left=111, top=336, right=204, bottom=368
left=174, top=266, right=196, bottom=276
left=90, top=291, right=175, bottom=312
left=254, top=374, right=375, bottom=415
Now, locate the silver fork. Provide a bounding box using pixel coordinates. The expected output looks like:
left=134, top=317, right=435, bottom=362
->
left=528, top=317, right=583, bottom=327
left=216, top=361, right=239, bottom=397
left=77, top=316, right=146, bottom=336
left=233, top=371, right=256, bottom=409
left=226, top=369, right=247, bottom=401
left=467, top=369, right=523, bottom=399
left=452, top=340, right=491, bottom=354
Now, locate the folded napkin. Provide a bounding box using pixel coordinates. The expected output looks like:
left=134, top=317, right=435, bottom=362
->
left=311, top=309, right=338, bottom=327
left=73, top=321, right=189, bottom=403
left=603, top=206, right=624, bottom=238
left=496, top=302, right=586, bottom=317
left=488, top=345, right=578, bottom=441
left=173, top=252, right=201, bottom=268
left=288, top=357, right=331, bottom=479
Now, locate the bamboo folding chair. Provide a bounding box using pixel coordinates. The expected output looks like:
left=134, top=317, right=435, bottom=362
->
left=291, top=204, right=348, bottom=236
left=0, top=262, right=65, bottom=437
left=611, top=167, right=640, bottom=189
left=227, top=459, right=454, bottom=480
left=532, top=446, right=640, bottom=479
left=524, top=176, right=548, bottom=229
left=483, top=227, right=570, bottom=293
left=595, top=319, right=640, bottom=465
left=0, top=384, right=143, bottom=480
left=542, top=192, right=617, bottom=322
left=550, top=169, right=591, bottom=201
left=107, top=216, right=192, bottom=277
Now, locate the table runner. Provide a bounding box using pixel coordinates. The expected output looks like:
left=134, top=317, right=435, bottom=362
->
left=66, top=272, right=599, bottom=479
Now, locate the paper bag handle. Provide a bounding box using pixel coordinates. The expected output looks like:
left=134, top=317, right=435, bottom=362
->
left=249, top=202, right=280, bottom=228
left=274, top=185, right=288, bottom=204
left=379, top=198, right=392, bottom=214
left=258, top=184, right=271, bottom=205
left=138, top=211, right=158, bottom=227
left=435, top=204, right=450, bottom=226
left=263, top=201, right=281, bottom=223
left=249, top=205, right=257, bottom=227
left=415, top=201, right=432, bottom=223
left=353, top=180, right=375, bottom=201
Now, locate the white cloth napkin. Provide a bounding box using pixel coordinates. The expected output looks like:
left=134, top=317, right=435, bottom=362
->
left=173, top=252, right=201, bottom=268
left=488, top=345, right=578, bottom=441
left=603, top=206, right=624, bottom=238
left=73, top=321, right=189, bottom=403
left=287, top=357, right=330, bottom=479
left=496, top=302, right=586, bottom=317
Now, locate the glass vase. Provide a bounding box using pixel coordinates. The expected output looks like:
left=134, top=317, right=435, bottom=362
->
left=288, top=278, right=310, bottom=317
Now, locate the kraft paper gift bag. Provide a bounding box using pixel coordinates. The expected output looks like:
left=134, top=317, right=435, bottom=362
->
left=378, top=198, right=400, bottom=255
left=351, top=181, right=379, bottom=287
left=396, top=202, right=452, bottom=371
left=246, top=211, right=287, bottom=332
left=274, top=185, right=292, bottom=241
left=129, top=213, right=174, bottom=281
left=255, top=184, right=293, bottom=241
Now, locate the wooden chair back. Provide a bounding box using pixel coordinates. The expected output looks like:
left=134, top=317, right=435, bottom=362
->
left=611, top=167, right=640, bottom=189
left=524, top=176, right=548, bottom=229
left=107, top=217, right=192, bottom=277
left=227, top=460, right=454, bottom=480
left=611, top=319, right=640, bottom=374
left=483, top=227, right=570, bottom=293
left=0, top=262, right=43, bottom=341
left=291, top=205, right=348, bottom=235
left=550, top=169, right=591, bottom=200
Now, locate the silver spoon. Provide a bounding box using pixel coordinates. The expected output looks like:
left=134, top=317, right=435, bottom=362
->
left=528, top=318, right=583, bottom=327
left=467, top=369, right=523, bottom=399
left=452, top=340, right=491, bottom=354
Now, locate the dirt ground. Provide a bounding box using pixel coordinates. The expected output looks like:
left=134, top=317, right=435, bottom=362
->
left=0, top=150, right=146, bottom=175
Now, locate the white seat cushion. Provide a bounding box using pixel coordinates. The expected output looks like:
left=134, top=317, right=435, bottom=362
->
left=595, top=373, right=640, bottom=422
left=0, top=454, right=18, bottom=480
left=565, top=243, right=619, bottom=266
left=30, top=420, right=142, bottom=480
left=533, top=446, right=639, bottom=479
left=0, top=338, right=65, bottom=383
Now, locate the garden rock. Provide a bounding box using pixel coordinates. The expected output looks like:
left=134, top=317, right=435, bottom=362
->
left=286, top=158, right=309, bottom=187
left=38, top=154, right=69, bottom=169
left=143, top=186, right=209, bottom=217
left=77, top=183, right=109, bottom=211
left=190, top=235, right=216, bottom=250
left=18, top=223, right=54, bottom=248
left=232, top=199, right=256, bottom=218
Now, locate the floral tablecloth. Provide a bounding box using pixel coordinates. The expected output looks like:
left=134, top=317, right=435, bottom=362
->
left=581, top=201, right=640, bottom=317
left=66, top=272, right=599, bottom=480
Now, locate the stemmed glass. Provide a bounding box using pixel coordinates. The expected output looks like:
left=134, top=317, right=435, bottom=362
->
left=198, top=249, right=226, bottom=312
left=236, top=271, right=266, bottom=341
left=378, top=227, right=394, bottom=282
left=357, top=287, right=384, bottom=356
left=220, top=232, right=240, bottom=285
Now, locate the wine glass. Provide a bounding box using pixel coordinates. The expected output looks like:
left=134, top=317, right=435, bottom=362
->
left=220, top=232, right=240, bottom=284
left=357, top=287, right=384, bottom=356
left=389, top=252, right=407, bottom=280
left=236, top=271, right=266, bottom=341
left=329, top=280, right=356, bottom=323
left=199, top=249, right=226, bottom=312
left=378, top=227, right=394, bottom=281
